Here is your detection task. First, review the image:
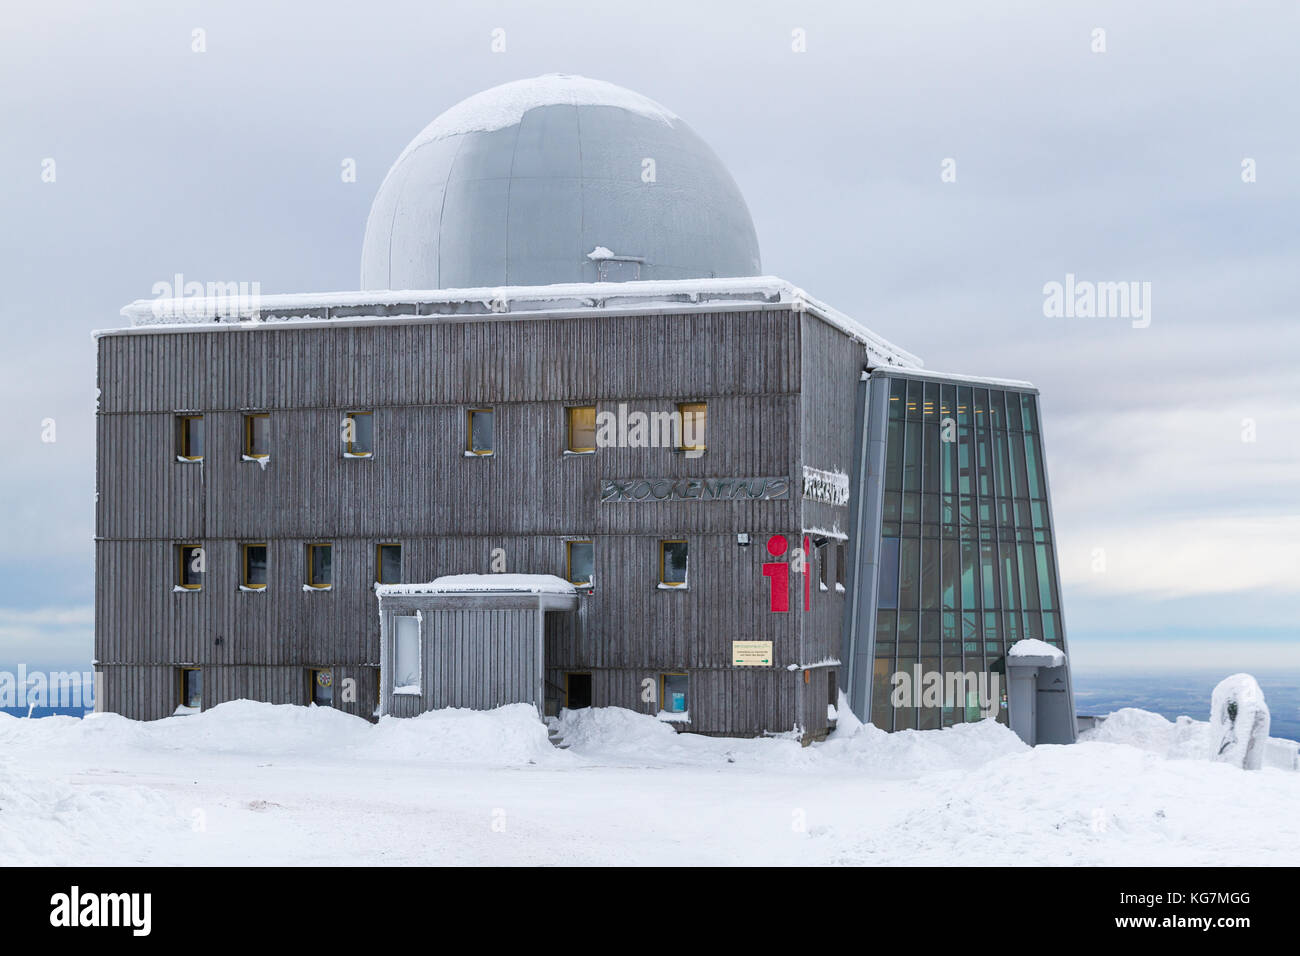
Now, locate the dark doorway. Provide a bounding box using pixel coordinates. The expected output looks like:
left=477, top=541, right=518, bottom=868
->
left=566, top=673, right=592, bottom=710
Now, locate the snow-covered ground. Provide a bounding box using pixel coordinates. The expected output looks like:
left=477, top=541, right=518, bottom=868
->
left=1, top=700, right=1296, bottom=866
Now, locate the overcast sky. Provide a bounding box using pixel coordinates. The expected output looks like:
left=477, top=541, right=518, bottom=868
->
left=1, top=0, right=1296, bottom=674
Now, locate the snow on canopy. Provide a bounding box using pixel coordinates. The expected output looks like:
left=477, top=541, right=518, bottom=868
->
left=376, top=574, right=576, bottom=597
left=1007, top=638, right=1066, bottom=666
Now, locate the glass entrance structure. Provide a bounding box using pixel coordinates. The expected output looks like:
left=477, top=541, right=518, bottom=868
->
left=843, top=370, right=1074, bottom=737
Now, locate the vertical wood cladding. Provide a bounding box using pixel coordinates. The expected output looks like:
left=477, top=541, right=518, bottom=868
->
left=96, top=306, right=866, bottom=736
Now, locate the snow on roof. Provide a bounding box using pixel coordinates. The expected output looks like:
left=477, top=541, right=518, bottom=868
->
left=865, top=366, right=1036, bottom=390
left=394, top=74, right=677, bottom=160
left=105, top=276, right=923, bottom=369
left=376, top=574, right=576, bottom=597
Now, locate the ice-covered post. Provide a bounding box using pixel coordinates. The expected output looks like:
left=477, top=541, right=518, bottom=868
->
left=1209, top=674, right=1271, bottom=770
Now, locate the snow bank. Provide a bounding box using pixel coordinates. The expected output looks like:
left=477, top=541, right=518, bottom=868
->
left=0, top=700, right=557, bottom=766
left=0, top=756, right=186, bottom=865
left=1079, top=707, right=1296, bottom=771
left=366, top=704, right=555, bottom=764
left=821, top=715, right=1028, bottom=777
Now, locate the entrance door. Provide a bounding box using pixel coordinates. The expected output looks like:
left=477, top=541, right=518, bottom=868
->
left=566, top=673, right=592, bottom=710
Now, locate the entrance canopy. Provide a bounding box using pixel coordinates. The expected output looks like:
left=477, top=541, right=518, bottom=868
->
left=375, top=575, right=578, bottom=718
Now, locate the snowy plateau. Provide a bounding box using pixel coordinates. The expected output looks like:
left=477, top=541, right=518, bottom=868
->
left=1, top=700, right=1297, bottom=866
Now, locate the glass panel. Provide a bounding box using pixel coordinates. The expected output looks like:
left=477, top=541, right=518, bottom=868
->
left=871, top=658, right=894, bottom=731
left=245, top=545, right=267, bottom=587
left=310, top=545, right=332, bottom=587
left=678, top=403, right=706, bottom=451
left=568, top=406, right=597, bottom=452
left=878, top=537, right=900, bottom=609
left=312, top=670, right=333, bottom=706
left=661, top=541, right=688, bottom=585
left=942, top=540, right=959, bottom=611
left=885, top=421, right=904, bottom=491
left=888, top=376, right=906, bottom=420
left=1036, top=543, right=1057, bottom=610
left=1005, top=391, right=1023, bottom=432
left=906, top=378, right=922, bottom=421
left=568, top=541, right=594, bottom=585
left=1021, top=393, right=1039, bottom=433
left=347, top=412, right=373, bottom=456
left=1018, top=542, right=1039, bottom=610
left=179, top=546, right=203, bottom=588
left=393, top=616, right=420, bottom=689
left=180, top=417, right=204, bottom=459
left=183, top=670, right=202, bottom=709
left=980, top=541, right=998, bottom=608
left=246, top=415, right=269, bottom=457
left=1000, top=540, right=1019, bottom=611
left=378, top=544, right=402, bottom=584
left=898, top=538, right=919, bottom=608
left=469, top=409, right=494, bottom=454
left=902, top=421, right=921, bottom=492
left=662, top=674, right=689, bottom=713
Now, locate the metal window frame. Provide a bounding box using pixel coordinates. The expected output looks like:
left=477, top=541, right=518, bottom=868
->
left=566, top=539, right=594, bottom=587
left=305, top=542, right=332, bottom=589
left=659, top=539, right=689, bottom=587
left=243, top=412, right=270, bottom=459
left=375, top=542, right=402, bottom=584
left=466, top=407, right=495, bottom=456
left=242, top=542, right=269, bottom=589
left=176, top=543, right=203, bottom=590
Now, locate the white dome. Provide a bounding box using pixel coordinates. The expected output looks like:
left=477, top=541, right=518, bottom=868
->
left=360, top=74, right=762, bottom=290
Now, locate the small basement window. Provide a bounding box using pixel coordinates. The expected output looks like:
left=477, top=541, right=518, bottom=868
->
left=343, top=411, right=373, bottom=458
left=835, top=541, right=848, bottom=592
left=467, top=408, right=494, bottom=456
left=179, top=667, right=202, bottom=710
left=392, top=615, right=421, bottom=693
left=176, top=544, right=204, bottom=590
left=566, top=406, right=597, bottom=453
left=244, top=413, right=270, bottom=459
left=376, top=543, right=402, bottom=584
left=567, top=540, right=594, bottom=587
left=309, top=668, right=333, bottom=707
left=176, top=415, right=204, bottom=461
left=661, top=673, right=688, bottom=714
left=677, top=402, right=706, bottom=455
left=242, top=543, right=268, bottom=589
left=305, top=543, right=332, bottom=589
left=659, top=540, right=688, bottom=588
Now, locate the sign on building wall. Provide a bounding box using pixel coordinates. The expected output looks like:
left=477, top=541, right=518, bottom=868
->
left=600, top=477, right=791, bottom=502
left=801, top=466, right=850, bottom=506
left=732, top=641, right=774, bottom=666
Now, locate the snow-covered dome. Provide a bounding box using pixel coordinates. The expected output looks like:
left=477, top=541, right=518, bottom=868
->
left=360, top=74, right=762, bottom=290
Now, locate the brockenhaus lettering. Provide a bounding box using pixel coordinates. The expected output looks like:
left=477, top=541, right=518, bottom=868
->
left=599, top=477, right=791, bottom=502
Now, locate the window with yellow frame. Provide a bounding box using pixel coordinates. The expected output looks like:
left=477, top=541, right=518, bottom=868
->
left=176, top=544, right=204, bottom=590
left=566, top=406, right=596, bottom=453
left=659, top=540, right=688, bottom=588
left=677, top=402, right=706, bottom=455
left=242, top=543, right=268, bottom=589
left=376, top=543, right=402, bottom=584
left=179, top=667, right=202, bottom=710
left=176, top=415, right=204, bottom=461
left=466, top=408, right=494, bottom=456
left=566, top=540, right=594, bottom=587
left=244, top=413, right=269, bottom=459
left=305, top=543, right=332, bottom=589
left=343, top=411, right=373, bottom=458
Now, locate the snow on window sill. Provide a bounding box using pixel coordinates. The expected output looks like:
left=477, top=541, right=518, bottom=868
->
left=302, top=584, right=332, bottom=592
left=562, top=449, right=596, bottom=457
left=656, top=710, right=690, bottom=724
left=175, top=456, right=203, bottom=463
left=834, top=583, right=846, bottom=593
left=463, top=450, right=494, bottom=457
left=656, top=582, right=688, bottom=590
left=819, top=582, right=829, bottom=592
left=241, top=454, right=271, bottom=469
left=172, top=705, right=199, bottom=716
left=392, top=685, right=421, bottom=696
left=239, top=584, right=266, bottom=593
left=172, top=585, right=201, bottom=593
left=342, top=452, right=373, bottom=459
